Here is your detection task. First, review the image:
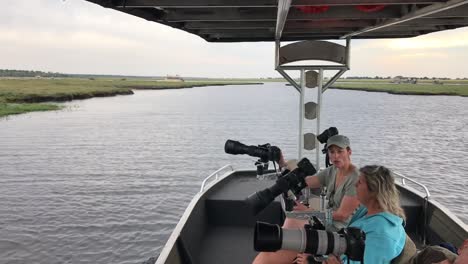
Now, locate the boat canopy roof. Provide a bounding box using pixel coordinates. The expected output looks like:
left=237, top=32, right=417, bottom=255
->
left=86, top=0, right=468, bottom=42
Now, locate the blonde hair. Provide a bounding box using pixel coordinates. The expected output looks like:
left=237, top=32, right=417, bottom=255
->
left=360, top=165, right=406, bottom=221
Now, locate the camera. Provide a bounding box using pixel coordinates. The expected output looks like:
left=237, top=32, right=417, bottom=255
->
left=317, top=127, right=339, bottom=167
left=316, top=127, right=339, bottom=144
left=224, top=140, right=281, bottom=163
left=245, top=158, right=317, bottom=215
left=254, top=222, right=365, bottom=261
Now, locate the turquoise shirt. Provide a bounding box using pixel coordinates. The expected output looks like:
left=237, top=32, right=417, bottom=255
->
left=342, top=205, right=406, bottom=264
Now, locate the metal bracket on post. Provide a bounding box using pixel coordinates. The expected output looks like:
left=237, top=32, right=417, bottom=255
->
left=299, top=69, right=305, bottom=160
left=275, top=39, right=351, bottom=162
left=316, top=69, right=323, bottom=168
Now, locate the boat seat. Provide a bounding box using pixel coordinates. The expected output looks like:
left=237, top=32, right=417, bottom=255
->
left=205, top=199, right=283, bottom=226
left=204, top=173, right=284, bottom=226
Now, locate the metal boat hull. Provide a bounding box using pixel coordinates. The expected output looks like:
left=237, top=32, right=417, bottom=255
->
left=156, top=169, right=468, bottom=264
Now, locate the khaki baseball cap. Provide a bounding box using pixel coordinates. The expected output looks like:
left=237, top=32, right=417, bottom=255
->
left=327, top=135, right=350, bottom=149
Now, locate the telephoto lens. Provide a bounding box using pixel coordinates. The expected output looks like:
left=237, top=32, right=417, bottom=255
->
left=224, top=140, right=281, bottom=162
left=245, top=158, right=316, bottom=215
left=254, top=222, right=365, bottom=261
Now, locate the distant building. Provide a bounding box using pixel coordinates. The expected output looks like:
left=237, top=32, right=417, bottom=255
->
left=391, top=76, right=417, bottom=84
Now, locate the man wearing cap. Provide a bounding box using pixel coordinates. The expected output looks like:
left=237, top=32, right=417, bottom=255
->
left=253, top=134, right=360, bottom=264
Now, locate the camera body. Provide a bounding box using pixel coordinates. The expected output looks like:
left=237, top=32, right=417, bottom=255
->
left=317, top=127, right=339, bottom=167
left=316, top=127, right=339, bottom=144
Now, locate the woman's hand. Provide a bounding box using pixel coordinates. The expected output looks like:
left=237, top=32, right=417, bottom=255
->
left=293, top=253, right=311, bottom=264
left=293, top=201, right=309, bottom=211
left=278, top=151, right=287, bottom=169
left=322, top=255, right=342, bottom=264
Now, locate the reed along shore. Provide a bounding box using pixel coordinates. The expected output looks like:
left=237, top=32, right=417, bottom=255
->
left=331, top=80, right=468, bottom=97
left=0, top=78, right=262, bottom=117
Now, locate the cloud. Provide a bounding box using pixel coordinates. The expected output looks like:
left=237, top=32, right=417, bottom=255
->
left=397, top=52, right=447, bottom=58
left=352, top=27, right=468, bottom=51
left=387, top=28, right=468, bottom=50
left=0, top=27, right=145, bottom=50
left=1, top=0, right=467, bottom=78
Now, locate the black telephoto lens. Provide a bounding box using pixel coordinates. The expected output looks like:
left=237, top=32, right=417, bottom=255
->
left=245, top=172, right=290, bottom=215
left=245, top=158, right=316, bottom=215
left=224, top=140, right=281, bottom=162
left=224, top=140, right=248, bottom=155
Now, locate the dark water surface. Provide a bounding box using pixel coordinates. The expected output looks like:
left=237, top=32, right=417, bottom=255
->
left=0, top=83, right=467, bottom=264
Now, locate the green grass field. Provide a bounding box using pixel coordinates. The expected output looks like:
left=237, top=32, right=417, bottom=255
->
left=0, top=78, right=261, bottom=117
left=1, top=77, right=466, bottom=117
left=336, top=78, right=468, bottom=84
left=0, top=78, right=134, bottom=103
left=0, top=102, right=62, bottom=117
left=332, top=82, right=468, bottom=96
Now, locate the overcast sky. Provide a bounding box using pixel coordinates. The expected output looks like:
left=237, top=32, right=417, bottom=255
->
left=1, top=0, right=468, bottom=78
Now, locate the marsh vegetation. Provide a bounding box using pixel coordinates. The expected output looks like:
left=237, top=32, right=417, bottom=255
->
left=0, top=78, right=260, bottom=117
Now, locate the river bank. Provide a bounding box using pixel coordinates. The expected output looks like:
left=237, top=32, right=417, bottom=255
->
left=0, top=78, right=262, bottom=117
left=331, top=81, right=468, bottom=97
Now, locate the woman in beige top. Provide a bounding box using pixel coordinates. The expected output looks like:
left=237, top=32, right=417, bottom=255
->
left=252, top=135, right=360, bottom=264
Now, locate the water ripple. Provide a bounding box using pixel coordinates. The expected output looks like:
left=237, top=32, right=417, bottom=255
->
left=0, top=84, right=466, bottom=263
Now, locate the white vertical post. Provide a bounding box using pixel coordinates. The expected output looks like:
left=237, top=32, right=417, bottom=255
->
left=316, top=69, right=324, bottom=169
left=275, top=40, right=280, bottom=69
left=299, top=69, right=305, bottom=160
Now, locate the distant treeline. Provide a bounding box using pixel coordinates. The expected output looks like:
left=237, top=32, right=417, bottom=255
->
left=0, top=69, right=71, bottom=78
left=0, top=69, right=159, bottom=79
left=2, top=69, right=467, bottom=80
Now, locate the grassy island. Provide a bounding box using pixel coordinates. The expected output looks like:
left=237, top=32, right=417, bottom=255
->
left=331, top=79, right=468, bottom=97
left=0, top=78, right=262, bottom=117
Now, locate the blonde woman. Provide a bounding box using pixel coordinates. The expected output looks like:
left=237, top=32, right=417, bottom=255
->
left=322, top=165, right=407, bottom=264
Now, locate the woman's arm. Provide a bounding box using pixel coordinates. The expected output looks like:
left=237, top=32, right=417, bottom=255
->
left=305, top=175, right=321, bottom=189
left=332, top=195, right=360, bottom=221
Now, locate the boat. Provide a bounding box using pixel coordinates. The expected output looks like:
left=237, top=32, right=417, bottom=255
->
left=84, top=1, right=468, bottom=263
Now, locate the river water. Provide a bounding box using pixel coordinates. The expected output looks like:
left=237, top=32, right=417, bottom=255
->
left=0, top=83, right=467, bottom=264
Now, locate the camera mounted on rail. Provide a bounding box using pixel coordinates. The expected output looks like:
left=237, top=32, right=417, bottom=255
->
left=317, top=127, right=339, bottom=167
left=224, top=139, right=282, bottom=176
left=224, top=139, right=317, bottom=215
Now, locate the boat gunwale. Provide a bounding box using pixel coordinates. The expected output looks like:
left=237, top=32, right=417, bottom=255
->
left=155, top=167, right=246, bottom=263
